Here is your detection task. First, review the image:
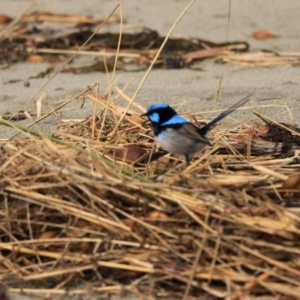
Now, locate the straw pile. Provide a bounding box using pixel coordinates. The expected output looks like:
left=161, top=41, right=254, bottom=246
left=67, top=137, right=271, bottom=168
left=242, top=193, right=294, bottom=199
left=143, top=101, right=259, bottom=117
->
left=1, top=87, right=300, bottom=300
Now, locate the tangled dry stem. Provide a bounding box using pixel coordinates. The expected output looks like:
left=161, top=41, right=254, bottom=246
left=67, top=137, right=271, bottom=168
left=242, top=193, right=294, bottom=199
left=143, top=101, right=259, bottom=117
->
left=1, top=87, right=300, bottom=299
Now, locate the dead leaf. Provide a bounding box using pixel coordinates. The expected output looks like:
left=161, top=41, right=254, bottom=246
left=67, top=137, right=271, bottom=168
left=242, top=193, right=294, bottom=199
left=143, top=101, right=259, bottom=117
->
left=93, top=187, right=108, bottom=198
left=123, top=219, right=137, bottom=230
left=234, top=125, right=270, bottom=142
left=234, top=135, right=247, bottom=142
left=146, top=211, right=169, bottom=221
left=255, top=125, right=270, bottom=135
left=115, top=145, right=146, bottom=163
left=78, top=242, right=89, bottom=251
left=282, top=174, right=300, bottom=190
left=234, top=130, right=254, bottom=142
left=2, top=143, right=18, bottom=152
left=38, top=231, right=57, bottom=239
left=252, top=30, right=279, bottom=40
left=26, top=54, right=45, bottom=62
left=71, top=220, right=91, bottom=237
left=156, top=155, right=170, bottom=170
left=0, top=15, right=12, bottom=24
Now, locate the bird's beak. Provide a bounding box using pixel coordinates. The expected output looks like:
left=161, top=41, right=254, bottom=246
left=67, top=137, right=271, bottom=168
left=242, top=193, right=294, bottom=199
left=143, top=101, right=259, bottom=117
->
left=140, top=112, right=150, bottom=126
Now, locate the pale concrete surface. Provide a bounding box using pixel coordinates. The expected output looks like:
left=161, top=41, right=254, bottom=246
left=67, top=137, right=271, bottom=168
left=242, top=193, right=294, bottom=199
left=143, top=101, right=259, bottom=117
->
left=1, top=0, right=300, bottom=299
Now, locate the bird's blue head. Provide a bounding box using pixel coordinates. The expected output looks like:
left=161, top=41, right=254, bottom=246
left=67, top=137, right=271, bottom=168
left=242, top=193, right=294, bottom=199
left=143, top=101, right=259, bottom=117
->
left=142, top=102, right=189, bottom=127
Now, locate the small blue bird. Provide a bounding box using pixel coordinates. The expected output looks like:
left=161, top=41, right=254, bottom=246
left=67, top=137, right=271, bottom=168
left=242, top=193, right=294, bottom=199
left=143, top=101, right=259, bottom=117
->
left=142, top=95, right=251, bottom=165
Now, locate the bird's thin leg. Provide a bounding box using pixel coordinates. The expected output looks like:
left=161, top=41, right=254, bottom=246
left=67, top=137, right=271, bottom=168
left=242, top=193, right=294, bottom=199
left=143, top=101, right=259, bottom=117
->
left=184, top=154, right=190, bottom=166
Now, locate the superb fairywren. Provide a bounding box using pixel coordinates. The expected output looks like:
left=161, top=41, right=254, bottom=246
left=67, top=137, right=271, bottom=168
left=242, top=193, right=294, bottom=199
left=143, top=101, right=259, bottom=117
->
left=142, top=95, right=251, bottom=165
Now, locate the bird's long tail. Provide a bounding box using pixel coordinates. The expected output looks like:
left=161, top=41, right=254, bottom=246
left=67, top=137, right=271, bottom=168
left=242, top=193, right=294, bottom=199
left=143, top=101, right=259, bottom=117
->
left=198, top=94, right=251, bottom=136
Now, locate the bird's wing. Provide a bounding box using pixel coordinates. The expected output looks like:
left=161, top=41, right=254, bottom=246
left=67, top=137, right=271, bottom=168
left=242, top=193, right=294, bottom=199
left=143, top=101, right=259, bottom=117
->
left=176, top=123, right=211, bottom=146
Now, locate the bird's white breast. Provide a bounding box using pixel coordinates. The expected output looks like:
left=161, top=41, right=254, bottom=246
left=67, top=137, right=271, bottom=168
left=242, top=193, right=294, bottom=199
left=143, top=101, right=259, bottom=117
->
left=155, top=128, right=207, bottom=155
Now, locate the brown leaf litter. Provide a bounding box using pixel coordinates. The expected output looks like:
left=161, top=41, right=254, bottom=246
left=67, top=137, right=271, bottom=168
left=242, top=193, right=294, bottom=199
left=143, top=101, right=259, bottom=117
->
left=1, top=86, right=300, bottom=299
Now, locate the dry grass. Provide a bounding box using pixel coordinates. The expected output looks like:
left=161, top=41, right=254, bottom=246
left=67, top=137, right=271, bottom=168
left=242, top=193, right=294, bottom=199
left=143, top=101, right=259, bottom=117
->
left=219, top=51, right=300, bottom=67
left=1, top=86, right=300, bottom=300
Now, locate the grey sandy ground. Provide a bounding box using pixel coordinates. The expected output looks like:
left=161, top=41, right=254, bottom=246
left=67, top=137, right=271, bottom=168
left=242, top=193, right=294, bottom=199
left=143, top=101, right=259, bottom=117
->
left=1, top=0, right=300, bottom=140
left=1, top=0, right=300, bottom=299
